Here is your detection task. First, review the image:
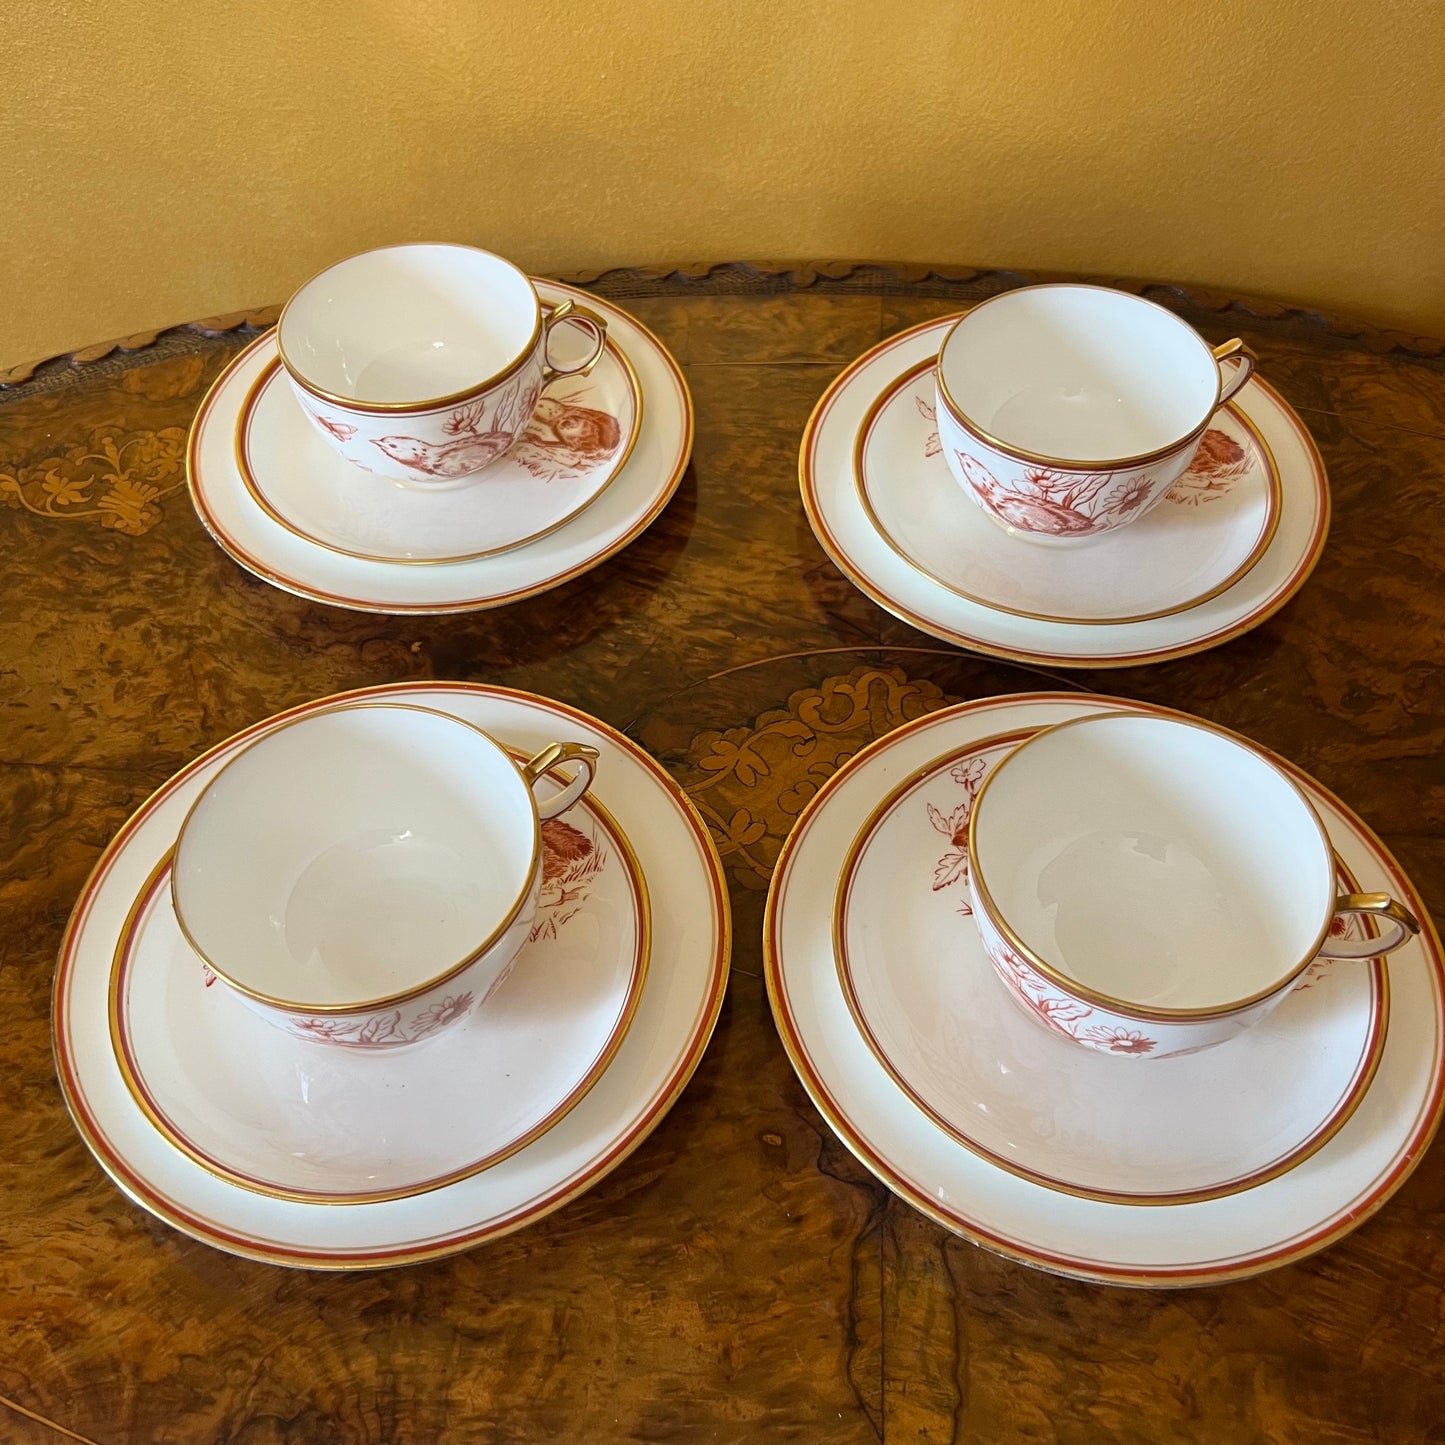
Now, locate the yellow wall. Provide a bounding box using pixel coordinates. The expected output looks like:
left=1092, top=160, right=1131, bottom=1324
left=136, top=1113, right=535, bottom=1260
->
left=3, top=0, right=1443, bottom=367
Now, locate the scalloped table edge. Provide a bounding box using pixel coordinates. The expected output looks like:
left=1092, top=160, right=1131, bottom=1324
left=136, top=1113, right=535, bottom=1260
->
left=4, top=261, right=1444, bottom=395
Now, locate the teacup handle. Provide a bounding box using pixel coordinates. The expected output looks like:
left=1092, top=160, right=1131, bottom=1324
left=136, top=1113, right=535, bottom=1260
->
left=1213, top=338, right=1257, bottom=406
left=1316, top=891, right=1421, bottom=960
left=520, top=741, right=599, bottom=820
left=541, top=297, right=608, bottom=386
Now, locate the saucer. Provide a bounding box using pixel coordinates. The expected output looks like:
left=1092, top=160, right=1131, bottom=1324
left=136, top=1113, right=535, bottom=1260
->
left=188, top=282, right=692, bottom=613
left=238, top=321, right=642, bottom=565
left=111, top=783, right=649, bottom=1204
left=836, top=733, right=1387, bottom=1204
left=55, top=682, right=730, bottom=1267
left=801, top=317, right=1329, bottom=666
left=857, top=357, right=1281, bottom=624
left=766, top=692, right=1443, bottom=1286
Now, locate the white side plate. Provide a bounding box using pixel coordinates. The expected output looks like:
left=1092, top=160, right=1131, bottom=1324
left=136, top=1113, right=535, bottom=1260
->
left=55, top=683, right=729, bottom=1268
left=766, top=692, right=1442, bottom=1286
left=189, top=283, right=691, bottom=613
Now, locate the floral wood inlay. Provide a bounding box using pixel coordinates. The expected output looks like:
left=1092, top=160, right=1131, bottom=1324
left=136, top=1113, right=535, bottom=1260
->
left=680, top=667, right=956, bottom=889
left=0, top=426, right=187, bottom=535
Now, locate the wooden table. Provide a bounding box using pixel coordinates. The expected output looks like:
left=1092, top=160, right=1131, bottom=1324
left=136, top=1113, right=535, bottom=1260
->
left=2, top=263, right=1443, bottom=1444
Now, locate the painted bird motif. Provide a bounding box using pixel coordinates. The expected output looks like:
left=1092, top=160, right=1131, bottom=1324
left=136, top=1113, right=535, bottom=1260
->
left=369, top=389, right=622, bottom=481
left=370, top=373, right=541, bottom=479
left=370, top=429, right=515, bottom=479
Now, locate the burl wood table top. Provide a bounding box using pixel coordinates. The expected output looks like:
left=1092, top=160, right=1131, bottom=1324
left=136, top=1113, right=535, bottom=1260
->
left=1, top=263, right=1442, bottom=1443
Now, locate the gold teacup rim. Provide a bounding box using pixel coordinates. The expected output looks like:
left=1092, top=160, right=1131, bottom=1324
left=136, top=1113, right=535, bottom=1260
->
left=234, top=333, right=644, bottom=567
left=966, top=709, right=1341, bottom=1022
left=169, top=700, right=549, bottom=1015
left=935, top=283, right=1239, bottom=472
left=852, top=352, right=1284, bottom=626
left=111, top=786, right=652, bottom=1206
left=276, top=242, right=545, bottom=415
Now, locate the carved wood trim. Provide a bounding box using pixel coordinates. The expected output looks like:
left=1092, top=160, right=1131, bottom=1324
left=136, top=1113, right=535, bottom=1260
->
left=3, top=262, right=1441, bottom=393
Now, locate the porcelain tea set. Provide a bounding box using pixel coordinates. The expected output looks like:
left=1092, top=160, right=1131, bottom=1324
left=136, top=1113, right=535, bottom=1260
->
left=55, top=243, right=1440, bottom=1282
left=187, top=243, right=691, bottom=610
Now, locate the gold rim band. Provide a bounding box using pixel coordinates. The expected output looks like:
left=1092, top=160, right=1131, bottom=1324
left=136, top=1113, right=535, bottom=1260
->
left=234, top=324, right=644, bottom=566
left=276, top=243, right=544, bottom=414
left=169, top=700, right=557, bottom=1016
left=796, top=313, right=1332, bottom=670
left=110, top=783, right=653, bottom=1206
left=934, top=284, right=1253, bottom=471
left=187, top=280, right=695, bottom=616
left=53, top=678, right=731, bottom=1268
left=762, top=689, right=1443, bottom=1286
left=852, top=353, right=1283, bottom=626
left=967, top=711, right=1366, bottom=1021
left=832, top=726, right=1389, bottom=1207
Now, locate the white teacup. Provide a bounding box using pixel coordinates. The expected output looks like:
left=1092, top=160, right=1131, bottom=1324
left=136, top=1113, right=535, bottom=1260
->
left=171, top=702, right=598, bottom=1048
left=935, top=284, right=1256, bottom=544
left=966, top=711, right=1420, bottom=1058
left=277, top=243, right=607, bottom=486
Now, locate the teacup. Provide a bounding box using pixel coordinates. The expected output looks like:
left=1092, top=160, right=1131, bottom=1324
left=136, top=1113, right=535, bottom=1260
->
left=935, top=284, right=1256, bottom=544
left=965, top=711, right=1420, bottom=1058
left=171, top=701, right=599, bottom=1048
left=276, top=243, right=607, bottom=486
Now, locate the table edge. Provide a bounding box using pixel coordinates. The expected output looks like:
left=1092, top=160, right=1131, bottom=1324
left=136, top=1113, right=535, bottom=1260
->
left=4, top=260, right=1442, bottom=396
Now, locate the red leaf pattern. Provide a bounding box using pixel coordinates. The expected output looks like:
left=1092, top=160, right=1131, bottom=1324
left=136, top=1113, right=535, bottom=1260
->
left=926, top=754, right=990, bottom=904
left=917, top=738, right=1173, bottom=1055
left=287, top=993, right=475, bottom=1048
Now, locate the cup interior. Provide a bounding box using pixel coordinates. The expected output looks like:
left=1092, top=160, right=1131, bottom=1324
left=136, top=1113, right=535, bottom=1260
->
left=971, top=714, right=1335, bottom=1010
left=939, top=286, right=1220, bottom=462
left=172, top=705, right=537, bottom=1009
left=278, top=244, right=540, bottom=407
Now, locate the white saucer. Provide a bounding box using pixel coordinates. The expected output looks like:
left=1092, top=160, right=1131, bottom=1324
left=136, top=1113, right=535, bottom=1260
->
left=857, top=356, right=1280, bottom=624
left=836, top=732, right=1387, bottom=1204
left=55, top=682, right=729, bottom=1268
left=238, top=323, right=642, bottom=564
left=188, top=283, right=692, bottom=613
left=111, top=784, right=649, bottom=1204
left=766, top=692, right=1443, bottom=1286
left=801, top=317, right=1330, bottom=667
